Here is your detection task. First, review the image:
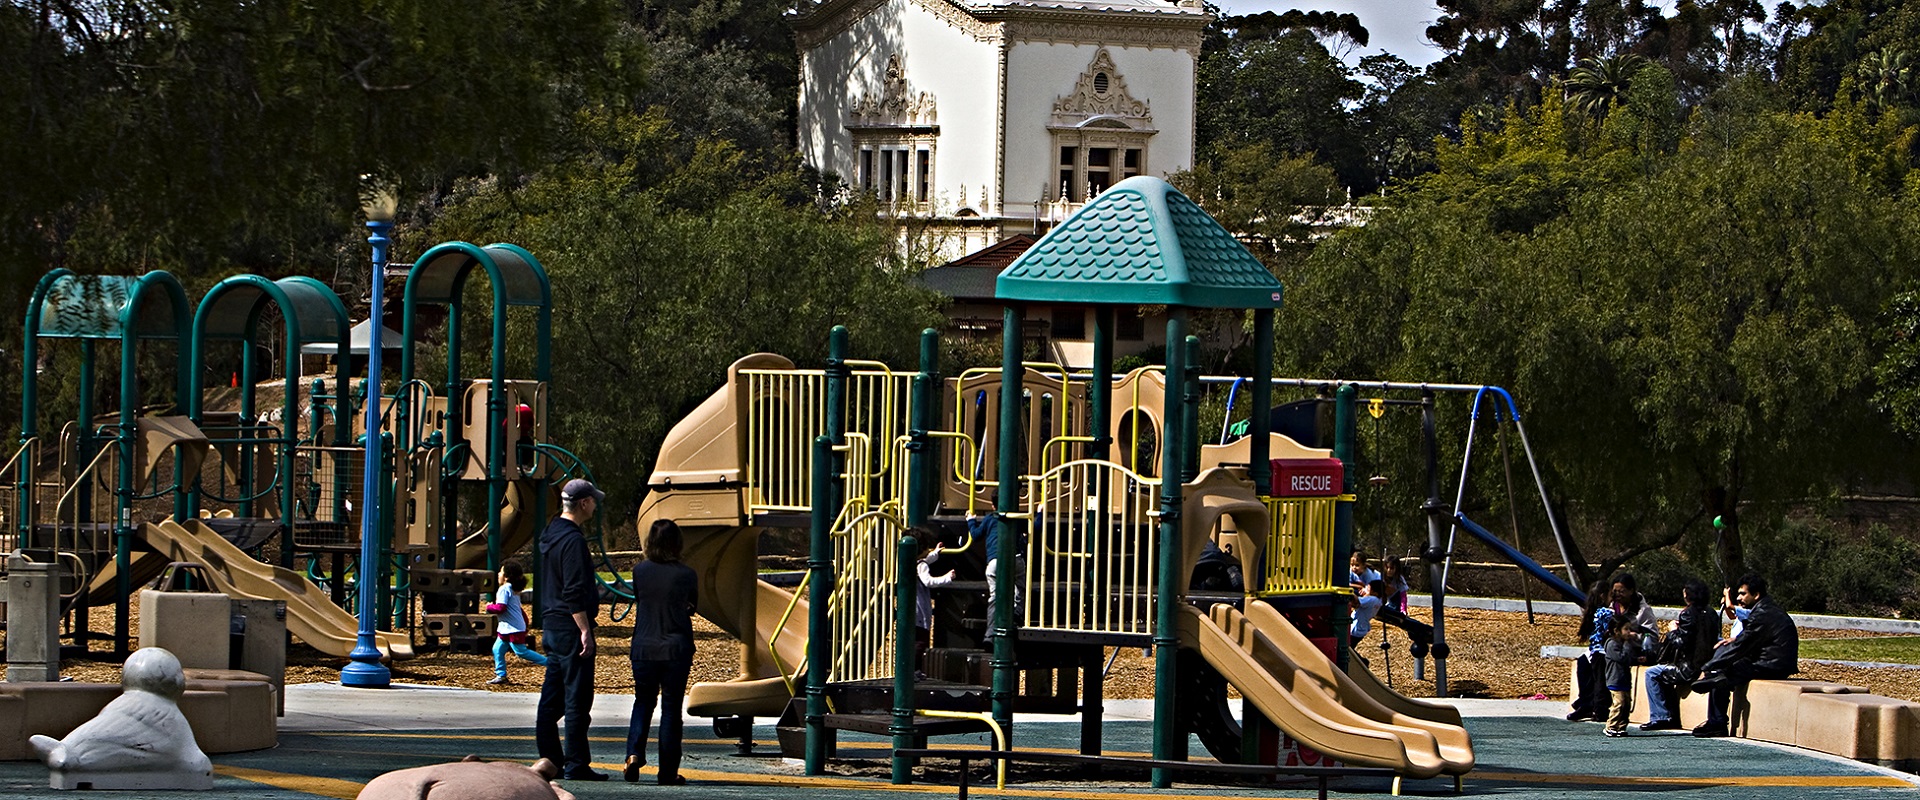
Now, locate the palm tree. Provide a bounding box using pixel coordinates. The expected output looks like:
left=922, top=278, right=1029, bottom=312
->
left=1857, top=49, right=1912, bottom=115
left=1565, top=53, right=1651, bottom=119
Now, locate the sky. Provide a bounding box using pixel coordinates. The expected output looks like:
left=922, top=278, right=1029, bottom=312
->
left=1215, top=1, right=1448, bottom=67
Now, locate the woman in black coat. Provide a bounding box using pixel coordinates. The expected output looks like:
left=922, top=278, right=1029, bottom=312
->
left=625, top=520, right=698, bottom=785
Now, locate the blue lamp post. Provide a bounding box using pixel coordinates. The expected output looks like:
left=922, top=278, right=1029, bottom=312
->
left=342, top=179, right=397, bottom=688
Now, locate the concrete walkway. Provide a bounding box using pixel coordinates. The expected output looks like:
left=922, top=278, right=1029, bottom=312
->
left=2, top=683, right=1912, bottom=799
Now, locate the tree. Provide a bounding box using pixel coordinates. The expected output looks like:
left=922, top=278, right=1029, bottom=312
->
left=1278, top=103, right=1920, bottom=591
left=417, top=109, right=945, bottom=520
left=1197, top=19, right=1368, bottom=188
left=1565, top=53, right=1653, bottom=118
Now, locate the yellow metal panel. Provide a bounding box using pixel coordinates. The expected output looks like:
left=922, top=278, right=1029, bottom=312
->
left=1258, top=496, right=1338, bottom=597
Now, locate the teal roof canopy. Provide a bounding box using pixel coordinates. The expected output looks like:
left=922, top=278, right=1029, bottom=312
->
left=996, top=176, right=1283, bottom=309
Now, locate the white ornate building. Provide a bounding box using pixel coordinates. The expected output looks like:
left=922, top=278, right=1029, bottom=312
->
left=793, top=0, right=1210, bottom=259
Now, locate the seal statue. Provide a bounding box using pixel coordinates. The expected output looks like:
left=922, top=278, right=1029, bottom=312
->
left=30, top=647, right=214, bottom=790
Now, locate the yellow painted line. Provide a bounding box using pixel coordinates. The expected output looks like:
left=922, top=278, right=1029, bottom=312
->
left=642, top=765, right=1324, bottom=800
left=215, top=765, right=364, bottom=799
left=1473, top=770, right=1914, bottom=788
left=305, top=732, right=1181, bottom=760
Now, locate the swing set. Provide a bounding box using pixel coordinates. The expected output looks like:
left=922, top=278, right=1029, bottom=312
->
left=1211, top=376, right=1585, bottom=696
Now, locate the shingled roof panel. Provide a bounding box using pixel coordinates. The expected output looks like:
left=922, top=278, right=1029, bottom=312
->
left=996, top=176, right=1282, bottom=309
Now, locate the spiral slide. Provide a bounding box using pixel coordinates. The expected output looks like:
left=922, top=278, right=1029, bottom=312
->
left=137, top=518, right=415, bottom=661
left=1176, top=602, right=1469, bottom=781
left=631, top=360, right=812, bottom=718
left=453, top=479, right=538, bottom=571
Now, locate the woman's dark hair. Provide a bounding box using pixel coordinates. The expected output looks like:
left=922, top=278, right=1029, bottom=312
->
left=503, top=561, right=528, bottom=591
left=1383, top=555, right=1404, bottom=574
left=1682, top=579, right=1709, bottom=607
left=1612, top=572, right=1638, bottom=591
left=1367, top=579, right=1389, bottom=598
left=646, top=519, right=684, bottom=564
left=1611, top=585, right=1641, bottom=615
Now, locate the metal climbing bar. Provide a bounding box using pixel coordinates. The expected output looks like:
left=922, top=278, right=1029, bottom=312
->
left=1259, top=496, right=1340, bottom=597
left=1022, top=459, right=1158, bottom=636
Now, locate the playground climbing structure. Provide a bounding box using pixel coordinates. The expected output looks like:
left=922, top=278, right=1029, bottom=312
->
left=636, top=176, right=1474, bottom=791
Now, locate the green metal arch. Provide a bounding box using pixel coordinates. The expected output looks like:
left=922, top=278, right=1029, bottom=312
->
left=187, top=274, right=352, bottom=418
left=395, top=241, right=552, bottom=573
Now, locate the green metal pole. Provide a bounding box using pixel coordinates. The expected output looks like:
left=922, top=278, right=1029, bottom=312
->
left=992, top=305, right=1021, bottom=743
left=803, top=435, right=834, bottom=775
left=1151, top=308, right=1188, bottom=788
left=240, top=335, right=258, bottom=521
left=1090, top=308, right=1113, bottom=462
left=1084, top=306, right=1113, bottom=758
left=1250, top=309, right=1275, bottom=492
left=115, top=332, right=138, bottom=656
left=806, top=325, right=850, bottom=775
left=1332, top=385, right=1357, bottom=672
left=279, top=320, right=304, bottom=554
left=907, top=329, right=938, bottom=527
left=892, top=532, right=919, bottom=784
left=1181, top=336, right=1201, bottom=483
left=439, top=301, right=461, bottom=570
left=486, top=288, right=509, bottom=574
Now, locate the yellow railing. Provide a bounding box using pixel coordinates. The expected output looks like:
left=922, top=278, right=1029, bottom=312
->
left=826, top=501, right=908, bottom=682
left=0, top=437, right=41, bottom=554
left=1022, top=459, right=1160, bottom=636
left=1258, top=495, right=1343, bottom=597
left=741, top=367, right=916, bottom=515
left=770, top=570, right=811, bottom=697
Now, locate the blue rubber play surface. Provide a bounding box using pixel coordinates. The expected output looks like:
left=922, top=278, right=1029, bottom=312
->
left=1, top=714, right=1913, bottom=799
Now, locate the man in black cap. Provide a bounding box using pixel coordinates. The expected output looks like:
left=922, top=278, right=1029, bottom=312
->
left=535, top=478, right=607, bottom=780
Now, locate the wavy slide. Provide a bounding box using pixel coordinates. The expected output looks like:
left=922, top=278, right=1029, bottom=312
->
left=138, top=519, right=415, bottom=661
left=1239, top=601, right=1471, bottom=754
left=1176, top=603, right=1469, bottom=781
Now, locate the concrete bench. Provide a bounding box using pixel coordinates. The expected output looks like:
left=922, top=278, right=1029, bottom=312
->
left=0, top=669, right=277, bottom=761
left=1734, top=679, right=1866, bottom=744
left=1794, top=692, right=1920, bottom=770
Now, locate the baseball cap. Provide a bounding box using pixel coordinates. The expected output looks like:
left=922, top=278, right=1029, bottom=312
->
left=561, top=478, right=605, bottom=502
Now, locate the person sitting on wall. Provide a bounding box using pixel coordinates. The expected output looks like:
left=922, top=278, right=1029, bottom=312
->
left=1688, top=573, right=1798, bottom=738
left=1349, top=579, right=1388, bottom=646
left=1640, top=580, right=1720, bottom=732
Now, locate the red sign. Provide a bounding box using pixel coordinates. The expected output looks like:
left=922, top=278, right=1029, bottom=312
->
left=1270, top=458, right=1344, bottom=497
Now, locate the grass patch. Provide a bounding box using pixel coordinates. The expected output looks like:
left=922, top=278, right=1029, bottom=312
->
left=1799, top=636, right=1920, bottom=664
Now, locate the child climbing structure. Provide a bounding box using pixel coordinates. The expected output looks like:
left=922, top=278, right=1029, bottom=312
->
left=636, top=176, right=1474, bottom=792
left=4, top=242, right=609, bottom=665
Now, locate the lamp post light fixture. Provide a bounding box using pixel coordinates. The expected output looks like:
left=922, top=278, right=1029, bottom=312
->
left=342, top=176, right=398, bottom=688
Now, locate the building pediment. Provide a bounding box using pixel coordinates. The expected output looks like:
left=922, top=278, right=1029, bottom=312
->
left=850, top=54, right=938, bottom=128
left=1051, top=48, right=1153, bottom=129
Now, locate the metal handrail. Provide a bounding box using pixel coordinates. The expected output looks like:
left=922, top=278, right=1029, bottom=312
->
left=49, top=444, right=119, bottom=596
left=0, top=437, right=41, bottom=539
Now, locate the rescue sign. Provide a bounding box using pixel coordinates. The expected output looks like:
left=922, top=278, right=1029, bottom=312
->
left=1270, top=458, right=1344, bottom=497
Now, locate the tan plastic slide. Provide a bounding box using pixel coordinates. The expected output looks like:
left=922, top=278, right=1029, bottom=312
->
left=139, top=519, right=415, bottom=661
left=1343, top=652, right=1465, bottom=728
left=1176, top=602, right=1465, bottom=780
left=662, top=517, right=809, bottom=717
left=631, top=356, right=816, bottom=719
left=1240, top=601, right=1473, bottom=767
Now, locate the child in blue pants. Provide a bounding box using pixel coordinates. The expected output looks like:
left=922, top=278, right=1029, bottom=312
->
left=489, top=561, right=549, bottom=685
